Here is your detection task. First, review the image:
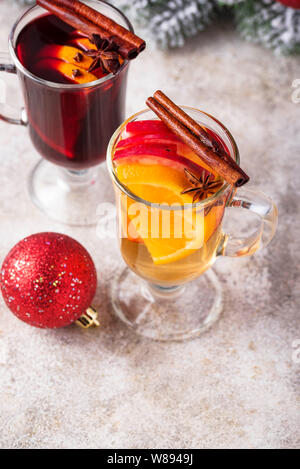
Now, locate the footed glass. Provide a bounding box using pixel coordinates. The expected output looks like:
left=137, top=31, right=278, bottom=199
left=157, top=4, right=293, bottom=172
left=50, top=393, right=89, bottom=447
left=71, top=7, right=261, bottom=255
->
left=0, top=1, right=132, bottom=225
left=106, top=108, right=278, bottom=341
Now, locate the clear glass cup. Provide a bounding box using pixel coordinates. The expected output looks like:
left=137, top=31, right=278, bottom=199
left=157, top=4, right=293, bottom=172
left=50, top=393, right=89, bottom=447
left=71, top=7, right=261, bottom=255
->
left=0, top=1, right=132, bottom=225
left=106, top=107, right=278, bottom=341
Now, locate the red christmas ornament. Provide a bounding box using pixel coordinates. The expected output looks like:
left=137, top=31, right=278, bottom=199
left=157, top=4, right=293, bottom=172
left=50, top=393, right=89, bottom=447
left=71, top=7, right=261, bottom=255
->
left=276, top=0, right=300, bottom=8
left=0, top=233, right=97, bottom=329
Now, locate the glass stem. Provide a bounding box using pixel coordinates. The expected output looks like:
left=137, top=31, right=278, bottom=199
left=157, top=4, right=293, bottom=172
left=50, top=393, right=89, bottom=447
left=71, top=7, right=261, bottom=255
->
left=146, top=283, right=185, bottom=300
left=57, top=167, right=98, bottom=190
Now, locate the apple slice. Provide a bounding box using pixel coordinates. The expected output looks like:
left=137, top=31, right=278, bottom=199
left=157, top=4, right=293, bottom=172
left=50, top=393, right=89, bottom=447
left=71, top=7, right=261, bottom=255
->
left=124, top=120, right=174, bottom=138
left=115, top=133, right=199, bottom=167
left=116, top=133, right=182, bottom=150
left=114, top=144, right=213, bottom=179
left=114, top=143, right=178, bottom=161
left=119, top=122, right=230, bottom=178
left=124, top=120, right=230, bottom=155
left=36, top=58, right=97, bottom=84
left=205, top=128, right=230, bottom=154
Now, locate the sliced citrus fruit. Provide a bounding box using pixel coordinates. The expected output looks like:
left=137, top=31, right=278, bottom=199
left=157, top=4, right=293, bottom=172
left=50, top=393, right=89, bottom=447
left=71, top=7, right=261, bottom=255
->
left=114, top=120, right=227, bottom=264
left=55, top=62, right=97, bottom=84
left=116, top=162, right=222, bottom=264
left=116, top=162, right=189, bottom=199
left=39, top=45, right=94, bottom=71
left=37, top=58, right=97, bottom=84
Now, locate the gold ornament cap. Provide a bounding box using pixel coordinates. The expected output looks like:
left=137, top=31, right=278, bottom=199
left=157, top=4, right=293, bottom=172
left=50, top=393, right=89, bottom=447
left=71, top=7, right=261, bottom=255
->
left=76, top=307, right=100, bottom=329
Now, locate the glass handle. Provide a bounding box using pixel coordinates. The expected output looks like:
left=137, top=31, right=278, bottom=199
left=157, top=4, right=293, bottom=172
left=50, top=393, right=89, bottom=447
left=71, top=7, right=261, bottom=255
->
left=218, top=188, right=278, bottom=257
left=0, top=52, right=27, bottom=126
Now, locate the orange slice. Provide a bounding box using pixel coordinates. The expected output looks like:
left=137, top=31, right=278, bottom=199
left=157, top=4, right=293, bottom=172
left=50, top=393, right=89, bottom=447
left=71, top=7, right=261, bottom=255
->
left=122, top=215, right=143, bottom=243
left=116, top=163, right=189, bottom=204
left=37, top=57, right=97, bottom=84
left=55, top=62, right=97, bottom=84
left=116, top=163, right=223, bottom=264
left=40, top=45, right=94, bottom=71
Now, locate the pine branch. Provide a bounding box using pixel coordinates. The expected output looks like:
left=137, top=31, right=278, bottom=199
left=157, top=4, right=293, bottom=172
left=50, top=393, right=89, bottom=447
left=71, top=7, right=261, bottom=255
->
left=112, top=0, right=218, bottom=48
left=234, top=0, right=300, bottom=55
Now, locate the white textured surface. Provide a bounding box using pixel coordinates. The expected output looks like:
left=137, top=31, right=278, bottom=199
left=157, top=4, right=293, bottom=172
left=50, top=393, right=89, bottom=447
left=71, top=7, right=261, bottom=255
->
left=0, top=1, right=299, bottom=449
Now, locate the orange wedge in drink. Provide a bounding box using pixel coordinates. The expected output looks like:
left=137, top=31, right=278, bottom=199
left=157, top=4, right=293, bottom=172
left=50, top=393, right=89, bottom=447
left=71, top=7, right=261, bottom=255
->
left=37, top=45, right=99, bottom=84
left=39, top=45, right=94, bottom=70
left=116, top=162, right=223, bottom=265
left=37, top=58, right=97, bottom=84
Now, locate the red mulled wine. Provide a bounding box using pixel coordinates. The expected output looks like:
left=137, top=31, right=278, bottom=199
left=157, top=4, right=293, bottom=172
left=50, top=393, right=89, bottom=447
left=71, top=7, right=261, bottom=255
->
left=16, top=14, right=129, bottom=170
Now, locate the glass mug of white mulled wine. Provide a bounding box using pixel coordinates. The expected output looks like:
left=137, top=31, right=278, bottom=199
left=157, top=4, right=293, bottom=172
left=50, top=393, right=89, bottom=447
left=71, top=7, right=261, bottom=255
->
left=107, top=107, right=278, bottom=341
left=0, top=0, right=135, bottom=225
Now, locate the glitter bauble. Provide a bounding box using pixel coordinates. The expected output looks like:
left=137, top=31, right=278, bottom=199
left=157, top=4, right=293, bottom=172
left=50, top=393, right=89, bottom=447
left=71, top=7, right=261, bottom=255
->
left=0, top=233, right=97, bottom=328
left=276, top=0, right=300, bottom=8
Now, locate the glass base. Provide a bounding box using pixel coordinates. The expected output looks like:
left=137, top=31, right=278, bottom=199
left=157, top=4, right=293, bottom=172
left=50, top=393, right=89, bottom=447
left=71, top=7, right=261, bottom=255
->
left=111, top=267, right=223, bottom=342
left=28, top=159, right=114, bottom=226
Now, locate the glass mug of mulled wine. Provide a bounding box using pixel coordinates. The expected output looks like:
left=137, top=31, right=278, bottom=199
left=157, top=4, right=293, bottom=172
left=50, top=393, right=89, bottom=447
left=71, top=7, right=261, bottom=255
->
left=0, top=1, right=134, bottom=225
left=106, top=107, right=278, bottom=341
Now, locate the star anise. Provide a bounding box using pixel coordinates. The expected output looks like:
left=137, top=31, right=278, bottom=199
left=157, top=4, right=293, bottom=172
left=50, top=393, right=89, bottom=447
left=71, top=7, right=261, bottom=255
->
left=181, top=168, right=223, bottom=203
left=85, top=34, right=121, bottom=75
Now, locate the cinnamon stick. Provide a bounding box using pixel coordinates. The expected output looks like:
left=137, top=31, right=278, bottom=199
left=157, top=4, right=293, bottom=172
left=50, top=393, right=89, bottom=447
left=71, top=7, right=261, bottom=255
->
left=146, top=94, right=249, bottom=187
left=55, top=0, right=146, bottom=52
left=37, top=0, right=143, bottom=60
left=154, top=90, right=231, bottom=163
